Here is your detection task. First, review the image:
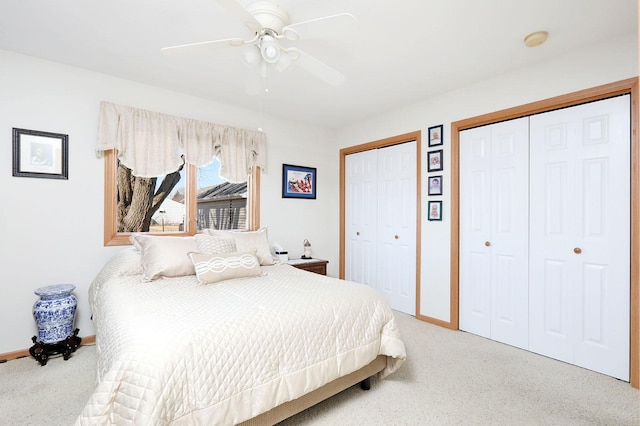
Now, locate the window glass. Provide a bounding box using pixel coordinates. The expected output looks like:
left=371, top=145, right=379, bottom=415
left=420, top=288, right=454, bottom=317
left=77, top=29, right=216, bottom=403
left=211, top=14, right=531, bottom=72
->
left=104, top=150, right=256, bottom=246
left=116, top=159, right=186, bottom=234
left=196, top=160, right=248, bottom=231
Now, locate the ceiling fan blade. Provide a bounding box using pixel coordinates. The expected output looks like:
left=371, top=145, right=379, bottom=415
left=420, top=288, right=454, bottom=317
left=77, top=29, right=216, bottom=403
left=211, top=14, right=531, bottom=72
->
left=215, top=0, right=263, bottom=34
left=293, top=48, right=345, bottom=86
left=161, top=37, right=246, bottom=54
left=282, top=13, right=357, bottom=41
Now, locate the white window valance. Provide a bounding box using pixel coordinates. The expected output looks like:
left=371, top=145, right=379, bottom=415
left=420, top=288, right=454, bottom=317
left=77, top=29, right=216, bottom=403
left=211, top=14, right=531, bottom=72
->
left=96, top=101, right=267, bottom=182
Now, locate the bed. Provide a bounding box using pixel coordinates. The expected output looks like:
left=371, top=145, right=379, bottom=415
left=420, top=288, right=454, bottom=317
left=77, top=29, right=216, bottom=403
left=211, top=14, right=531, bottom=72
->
left=76, top=234, right=406, bottom=425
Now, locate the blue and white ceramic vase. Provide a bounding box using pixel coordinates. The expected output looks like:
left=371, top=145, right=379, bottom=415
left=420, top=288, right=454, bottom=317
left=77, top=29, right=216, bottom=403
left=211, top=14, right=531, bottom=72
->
left=33, top=284, right=77, bottom=344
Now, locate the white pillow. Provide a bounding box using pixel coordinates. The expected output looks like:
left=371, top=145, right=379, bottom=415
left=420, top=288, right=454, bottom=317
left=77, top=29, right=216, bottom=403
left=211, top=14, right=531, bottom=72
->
left=195, top=234, right=237, bottom=254
left=205, top=228, right=275, bottom=265
left=129, top=234, right=197, bottom=281
left=188, top=250, right=262, bottom=284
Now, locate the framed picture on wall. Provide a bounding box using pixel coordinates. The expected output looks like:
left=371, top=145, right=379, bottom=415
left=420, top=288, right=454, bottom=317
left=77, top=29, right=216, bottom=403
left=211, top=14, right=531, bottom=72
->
left=428, top=124, right=443, bottom=147
left=427, top=149, right=443, bottom=172
left=428, top=200, right=443, bottom=221
left=12, top=127, right=68, bottom=179
left=282, top=164, right=316, bottom=199
left=428, top=175, right=443, bottom=196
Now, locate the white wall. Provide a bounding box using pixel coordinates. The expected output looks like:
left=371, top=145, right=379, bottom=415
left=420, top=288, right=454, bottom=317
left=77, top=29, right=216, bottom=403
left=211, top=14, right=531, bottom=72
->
left=0, top=49, right=337, bottom=354
left=334, top=34, right=638, bottom=323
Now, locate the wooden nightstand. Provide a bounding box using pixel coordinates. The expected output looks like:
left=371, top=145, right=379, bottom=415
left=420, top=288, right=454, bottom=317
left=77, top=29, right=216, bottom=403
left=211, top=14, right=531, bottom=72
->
left=287, top=259, right=328, bottom=276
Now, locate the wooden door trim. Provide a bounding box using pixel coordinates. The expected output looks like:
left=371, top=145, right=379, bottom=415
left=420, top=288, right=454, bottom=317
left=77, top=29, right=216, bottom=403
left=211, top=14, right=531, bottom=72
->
left=450, top=77, right=639, bottom=388
left=339, top=131, right=422, bottom=317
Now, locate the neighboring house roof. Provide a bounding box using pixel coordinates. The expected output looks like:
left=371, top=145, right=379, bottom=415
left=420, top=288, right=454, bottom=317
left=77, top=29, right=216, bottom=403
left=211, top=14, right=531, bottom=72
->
left=198, top=182, right=247, bottom=201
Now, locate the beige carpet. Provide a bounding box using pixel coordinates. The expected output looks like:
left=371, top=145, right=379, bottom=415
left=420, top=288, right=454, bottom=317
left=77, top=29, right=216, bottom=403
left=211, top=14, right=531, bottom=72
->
left=1, top=312, right=638, bottom=425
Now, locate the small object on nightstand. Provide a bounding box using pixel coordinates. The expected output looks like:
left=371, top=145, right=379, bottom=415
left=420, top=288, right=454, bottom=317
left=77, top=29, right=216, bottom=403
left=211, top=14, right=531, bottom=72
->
left=302, top=239, right=312, bottom=259
left=275, top=251, right=288, bottom=262
left=273, top=242, right=289, bottom=262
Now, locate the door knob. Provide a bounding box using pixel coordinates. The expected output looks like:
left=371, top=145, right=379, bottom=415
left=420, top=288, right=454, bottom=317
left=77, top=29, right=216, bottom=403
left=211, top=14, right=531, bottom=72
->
left=356, top=231, right=360, bottom=236
left=394, top=235, right=399, bottom=240
left=573, top=247, right=582, bottom=254
left=485, top=241, right=491, bottom=247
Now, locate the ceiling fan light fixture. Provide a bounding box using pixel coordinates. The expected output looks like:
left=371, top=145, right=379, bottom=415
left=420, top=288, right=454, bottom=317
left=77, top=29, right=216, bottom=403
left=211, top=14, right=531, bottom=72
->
left=259, top=34, right=280, bottom=63
left=242, top=45, right=261, bottom=67
left=275, top=50, right=293, bottom=72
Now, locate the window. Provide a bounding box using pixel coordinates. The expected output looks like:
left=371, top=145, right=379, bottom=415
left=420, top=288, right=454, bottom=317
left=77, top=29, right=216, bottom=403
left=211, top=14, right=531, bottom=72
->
left=103, top=149, right=260, bottom=246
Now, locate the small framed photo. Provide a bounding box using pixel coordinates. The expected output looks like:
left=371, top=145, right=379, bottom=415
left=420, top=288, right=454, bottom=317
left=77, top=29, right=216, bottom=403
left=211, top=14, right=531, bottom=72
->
left=428, top=175, right=443, bottom=196
left=12, top=128, right=68, bottom=179
left=427, top=149, right=443, bottom=172
left=428, top=124, right=443, bottom=147
left=282, top=164, right=316, bottom=199
left=428, top=200, right=443, bottom=221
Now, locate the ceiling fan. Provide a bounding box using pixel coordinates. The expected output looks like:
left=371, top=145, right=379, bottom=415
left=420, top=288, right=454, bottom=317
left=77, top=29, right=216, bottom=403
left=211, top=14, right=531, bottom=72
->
left=161, top=0, right=356, bottom=87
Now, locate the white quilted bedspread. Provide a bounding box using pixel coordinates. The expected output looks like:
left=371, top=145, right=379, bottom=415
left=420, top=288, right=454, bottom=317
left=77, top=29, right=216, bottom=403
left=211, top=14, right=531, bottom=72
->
left=76, top=250, right=406, bottom=425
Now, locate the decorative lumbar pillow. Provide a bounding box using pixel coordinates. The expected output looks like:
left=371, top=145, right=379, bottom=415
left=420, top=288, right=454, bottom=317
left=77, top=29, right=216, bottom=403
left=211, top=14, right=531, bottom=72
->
left=188, top=250, right=262, bottom=284
left=205, top=228, right=275, bottom=266
left=129, top=234, right=197, bottom=281
left=195, top=234, right=237, bottom=254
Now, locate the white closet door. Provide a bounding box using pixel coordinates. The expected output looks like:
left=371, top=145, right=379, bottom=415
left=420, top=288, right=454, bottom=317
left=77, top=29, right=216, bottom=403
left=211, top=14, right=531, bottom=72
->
left=460, top=124, right=492, bottom=338
left=345, top=150, right=378, bottom=287
left=460, top=118, right=529, bottom=349
left=377, top=141, right=417, bottom=315
left=487, top=119, right=530, bottom=349
left=529, top=95, right=630, bottom=380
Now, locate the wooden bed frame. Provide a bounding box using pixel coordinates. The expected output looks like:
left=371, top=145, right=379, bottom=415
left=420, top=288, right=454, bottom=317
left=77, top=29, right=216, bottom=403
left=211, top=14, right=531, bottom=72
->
left=239, top=355, right=387, bottom=425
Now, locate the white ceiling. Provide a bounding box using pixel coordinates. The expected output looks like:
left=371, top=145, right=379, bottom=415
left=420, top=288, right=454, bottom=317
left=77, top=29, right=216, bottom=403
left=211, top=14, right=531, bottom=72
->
left=0, top=0, right=636, bottom=128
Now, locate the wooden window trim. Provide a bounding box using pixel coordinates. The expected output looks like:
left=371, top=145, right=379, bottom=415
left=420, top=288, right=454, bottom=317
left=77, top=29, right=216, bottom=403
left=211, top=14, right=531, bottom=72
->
left=103, top=149, right=260, bottom=246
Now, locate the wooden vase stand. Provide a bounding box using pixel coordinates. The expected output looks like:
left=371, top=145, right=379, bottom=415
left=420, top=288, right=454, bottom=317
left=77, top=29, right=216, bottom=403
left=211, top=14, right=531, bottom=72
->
left=29, top=328, right=81, bottom=366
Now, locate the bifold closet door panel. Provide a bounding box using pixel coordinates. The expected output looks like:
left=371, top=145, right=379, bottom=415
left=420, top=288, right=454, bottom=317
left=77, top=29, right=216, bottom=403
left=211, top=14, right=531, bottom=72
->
left=376, top=141, right=417, bottom=315
left=460, top=124, right=492, bottom=338
left=487, top=118, right=529, bottom=350
left=529, top=95, right=630, bottom=381
left=345, top=149, right=378, bottom=287
left=459, top=118, right=529, bottom=348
